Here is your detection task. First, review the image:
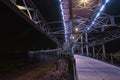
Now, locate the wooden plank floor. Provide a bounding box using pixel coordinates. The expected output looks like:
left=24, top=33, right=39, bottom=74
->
left=74, top=55, right=120, bottom=80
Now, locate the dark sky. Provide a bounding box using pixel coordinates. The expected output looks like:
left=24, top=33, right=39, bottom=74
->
left=104, top=0, right=120, bottom=15
left=33, top=0, right=65, bottom=43
left=33, top=0, right=62, bottom=22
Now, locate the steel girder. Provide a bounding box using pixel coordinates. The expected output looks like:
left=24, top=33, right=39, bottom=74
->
left=89, top=13, right=120, bottom=31
left=1, top=0, right=61, bottom=46
left=75, top=29, right=120, bottom=47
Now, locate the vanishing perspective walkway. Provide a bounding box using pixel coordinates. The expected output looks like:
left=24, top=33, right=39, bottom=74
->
left=74, top=55, right=120, bottom=80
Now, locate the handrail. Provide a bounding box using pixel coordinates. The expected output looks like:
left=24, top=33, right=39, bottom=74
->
left=72, top=58, right=78, bottom=80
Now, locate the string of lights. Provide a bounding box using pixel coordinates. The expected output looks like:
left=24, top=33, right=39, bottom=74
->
left=87, top=0, right=110, bottom=30
left=59, top=0, right=68, bottom=42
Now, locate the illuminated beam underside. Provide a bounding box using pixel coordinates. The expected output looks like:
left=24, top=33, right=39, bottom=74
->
left=17, top=5, right=33, bottom=10
left=59, top=0, right=70, bottom=42
left=88, top=0, right=110, bottom=30
left=59, top=0, right=102, bottom=41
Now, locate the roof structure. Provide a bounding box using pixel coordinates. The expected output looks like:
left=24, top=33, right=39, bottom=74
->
left=60, top=0, right=102, bottom=42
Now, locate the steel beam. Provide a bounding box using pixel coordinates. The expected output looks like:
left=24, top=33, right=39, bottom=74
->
left=85, top=32, right=89, bottom=56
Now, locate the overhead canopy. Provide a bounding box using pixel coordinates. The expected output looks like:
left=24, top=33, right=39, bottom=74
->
left=60, top=0, right=102, bottom=41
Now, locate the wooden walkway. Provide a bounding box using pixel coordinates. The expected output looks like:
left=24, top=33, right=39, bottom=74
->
left=74, top=55, right=120, bottom=80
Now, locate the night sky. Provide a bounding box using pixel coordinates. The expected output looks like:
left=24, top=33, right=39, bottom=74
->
left=32, top=0, right=63, bottom=25
left=104, top=0, right=120, bottom=15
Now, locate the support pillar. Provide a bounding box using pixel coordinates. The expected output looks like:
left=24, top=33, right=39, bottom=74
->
left=72, top=45, right=75, bottom=55
left=92, top=46, right=95, bottom=58
left=78, top=47, right=80, bottom=54
left=102, top=44, right=106, bottom=60
left=81, top=35, right=84, bottom=55
left=85, top=32, right=89, bottom=56
left=110, top=53, right=113, bottom=64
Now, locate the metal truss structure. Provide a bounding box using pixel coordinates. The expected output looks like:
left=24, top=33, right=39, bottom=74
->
left=74, top=13, right=120, bottom=46
left=2, top=0, right=120, bottom=60
left=66, top=0, right=120, bottom=60
left=10, top=0, right=51, bottom=33
left=89, top=13, right=120, bottom=30
left=1, top=0, right=61, bottom=46
left=42, top=0, right=120, bottom=59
